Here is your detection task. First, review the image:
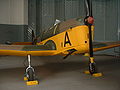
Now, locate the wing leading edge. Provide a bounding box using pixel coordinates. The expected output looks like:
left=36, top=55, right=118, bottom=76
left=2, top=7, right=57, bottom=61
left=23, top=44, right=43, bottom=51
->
left=93, top=41, right=120, bottom=52
left=0, top=45, right=59, bottom=56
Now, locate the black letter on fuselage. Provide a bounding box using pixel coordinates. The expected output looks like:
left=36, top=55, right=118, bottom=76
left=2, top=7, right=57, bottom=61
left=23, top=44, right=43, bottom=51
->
left=64, top=32, right=71, bottom=47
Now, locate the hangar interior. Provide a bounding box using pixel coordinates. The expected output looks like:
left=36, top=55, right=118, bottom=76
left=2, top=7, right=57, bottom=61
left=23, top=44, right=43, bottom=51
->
left=0, top=0, right=120, bottom=42
left=0, top=0, right=120, bottom=53
left=0, top=0, right=120, bottom=90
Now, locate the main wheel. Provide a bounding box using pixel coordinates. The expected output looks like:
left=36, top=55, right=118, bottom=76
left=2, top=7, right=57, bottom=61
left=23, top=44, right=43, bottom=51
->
left=89, top=63, right=97, bottom=74
left=27, top=68, right=35, bottom=81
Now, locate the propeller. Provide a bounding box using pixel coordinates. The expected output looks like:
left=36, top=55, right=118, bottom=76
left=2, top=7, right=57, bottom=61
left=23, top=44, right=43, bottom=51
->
left=84, top=0, right=98, bottom=74
left=84, top=0, right=94, bottom=58
left=63, top=0, right=94, bottom=60
left=84, top=0, right=92, bottom=17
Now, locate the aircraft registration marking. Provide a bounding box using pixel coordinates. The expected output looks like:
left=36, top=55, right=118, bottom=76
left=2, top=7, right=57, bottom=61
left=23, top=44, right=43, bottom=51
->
left=64, top=32, right=72, bottom=47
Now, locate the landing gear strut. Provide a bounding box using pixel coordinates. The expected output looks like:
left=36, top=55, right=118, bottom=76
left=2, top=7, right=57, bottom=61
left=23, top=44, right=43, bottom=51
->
left=84, top=57, right=102, bottom=77
left=24, top=55, right=39, bottom=85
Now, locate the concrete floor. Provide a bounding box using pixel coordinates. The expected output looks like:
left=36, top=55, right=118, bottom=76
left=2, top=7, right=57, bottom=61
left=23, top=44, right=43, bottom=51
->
left=0, top=55, right=120, bottom=90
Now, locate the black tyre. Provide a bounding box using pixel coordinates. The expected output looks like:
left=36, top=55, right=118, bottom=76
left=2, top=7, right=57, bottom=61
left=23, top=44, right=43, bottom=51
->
left=89, top=63, right=97, bottom=74
left=27, top=68, right=34, bottom=81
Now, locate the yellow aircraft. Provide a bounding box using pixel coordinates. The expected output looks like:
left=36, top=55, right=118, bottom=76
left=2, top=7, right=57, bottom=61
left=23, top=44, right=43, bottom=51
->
left=1, top=0, right=120, bottom=85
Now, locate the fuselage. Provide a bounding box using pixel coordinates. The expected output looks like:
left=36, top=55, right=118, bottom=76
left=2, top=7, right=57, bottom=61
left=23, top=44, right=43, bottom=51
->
left=38, top=24, right=94, bottom=55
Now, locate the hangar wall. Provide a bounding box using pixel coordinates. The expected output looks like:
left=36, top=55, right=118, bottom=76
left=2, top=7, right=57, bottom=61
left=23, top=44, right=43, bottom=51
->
left=0, top=0, right=119, bottom=43
left=28, top=0, right=85, bottom=40
left=28, top=0, right=120, bottom=42
left=93, top=0, right=119, bottom=41
left=0, top=0, right=28, bottom=43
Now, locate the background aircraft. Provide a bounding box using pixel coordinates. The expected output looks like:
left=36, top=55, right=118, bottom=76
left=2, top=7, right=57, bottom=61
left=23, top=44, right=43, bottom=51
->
left=0, top=0, right=120, bottom=85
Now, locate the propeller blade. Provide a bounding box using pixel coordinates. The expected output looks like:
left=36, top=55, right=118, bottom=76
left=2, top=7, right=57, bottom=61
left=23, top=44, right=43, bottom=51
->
left=84, top=0, right=94, bottom=58
left=84, top=0, right=92, bottom=17
left=84, top=0, right=94, bottom=25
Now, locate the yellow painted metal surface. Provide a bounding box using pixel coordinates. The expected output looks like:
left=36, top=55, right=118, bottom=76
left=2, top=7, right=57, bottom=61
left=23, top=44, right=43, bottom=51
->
left=84, top=53, right=89, bottom=56
left=0, top=24, right=119, bottom=56
left=24, top=77, right=28, bottom=81
left=92, top=73, right=103, bottom=77
left=93, top=44, right=120, bottom=52
left=26, top=80, right=39, bottom=85
left=39, top=25, right=90, bottom=55
left=0, top=50, right=57, bottom=56
left=84, top=70, right=90, bottom=74
left=84, top=71, right=103, bottom=77
left=90, top=57, right=94, bottom=63
left=0, top=25, right=91, bottom=56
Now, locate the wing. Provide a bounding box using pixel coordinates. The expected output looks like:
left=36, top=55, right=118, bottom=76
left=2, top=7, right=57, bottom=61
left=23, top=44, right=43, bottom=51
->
left=0, top=45, right=60, bottom=56
left=93, top=41, right=120, bottom=52
left=12, top=42, right=32, bottom=45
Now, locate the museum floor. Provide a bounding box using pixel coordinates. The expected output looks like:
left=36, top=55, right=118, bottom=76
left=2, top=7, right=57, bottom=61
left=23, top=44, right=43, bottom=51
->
left=0, top=55, right=120, bottom=90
